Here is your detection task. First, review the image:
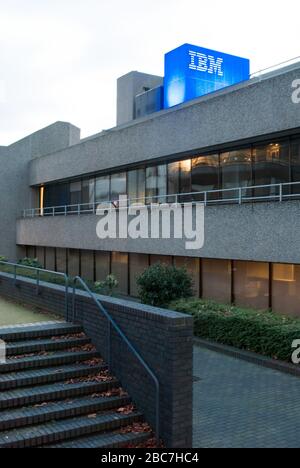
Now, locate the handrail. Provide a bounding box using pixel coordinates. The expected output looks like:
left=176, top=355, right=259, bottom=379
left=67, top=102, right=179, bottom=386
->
left=72, top=276, right=160, bottom=441
left=22, top=180, right=300, bottom=217
left=0, top=261, right=69, bottom=319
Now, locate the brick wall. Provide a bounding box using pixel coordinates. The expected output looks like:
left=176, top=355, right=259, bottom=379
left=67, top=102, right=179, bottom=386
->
left=0, top=272, right=194, bottom=448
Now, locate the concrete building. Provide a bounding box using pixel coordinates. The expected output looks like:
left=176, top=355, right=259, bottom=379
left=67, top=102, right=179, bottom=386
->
left=1, top=47, right=300, bottom=316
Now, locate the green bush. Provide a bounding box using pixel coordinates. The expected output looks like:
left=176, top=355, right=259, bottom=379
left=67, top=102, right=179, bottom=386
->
left=170, top=298, right=300, bottom=362
left=137, top=263, right=193, bottom=307
left=0, top=256, right=7, bottom=263
left=18, top=258, right=43, bottom=269
left=94, top=274, right=119, bottom=296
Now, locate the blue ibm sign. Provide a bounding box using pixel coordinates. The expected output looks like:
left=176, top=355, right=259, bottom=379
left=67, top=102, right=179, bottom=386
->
left=164, top=44, right=250, bottom=108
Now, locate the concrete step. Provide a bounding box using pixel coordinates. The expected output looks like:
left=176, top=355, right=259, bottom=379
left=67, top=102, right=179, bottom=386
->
left=0, top=379, right=119, bottom=410
left=46, top=431, right=151, bottom=449
left=0, top=395, right=131, bottom=431
left=0, top=323, right=83, bottom=343
left=0, top=350, right=99, bottom=373
left=0, top=411, right=144, bottom=448
left=0, top=362, right=107, bottom=390
left=6, top=336, right=91, bottom=356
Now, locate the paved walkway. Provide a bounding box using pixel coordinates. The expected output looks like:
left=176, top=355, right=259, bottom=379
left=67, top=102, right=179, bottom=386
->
left=193, top=345, right=300, bottom=448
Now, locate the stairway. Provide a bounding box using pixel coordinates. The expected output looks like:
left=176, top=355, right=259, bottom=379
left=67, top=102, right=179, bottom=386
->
left=0, top=322, right=152, bottom=448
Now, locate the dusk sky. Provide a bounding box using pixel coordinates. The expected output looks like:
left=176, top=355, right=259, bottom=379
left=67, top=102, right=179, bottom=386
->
left=1, top=0, right=299, bottom=145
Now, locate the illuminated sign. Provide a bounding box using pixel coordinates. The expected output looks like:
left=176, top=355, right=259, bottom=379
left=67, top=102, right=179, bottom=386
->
left=164, top=44, right=250, bottom=108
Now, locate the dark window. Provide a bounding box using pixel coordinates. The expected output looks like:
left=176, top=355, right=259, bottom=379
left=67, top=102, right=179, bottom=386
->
left=44, top=183, right=69, bottom=213
left=82, top=178, right=95, bottom=209
left=168, top=162, right=180, bottom=200
left=253, top=141, right=290, bottom=198
left=220, top=149, right=252, bottom=200
left=95, top=176, right=110, bottom=204
left=192, top=155, right=219, bottom=201
left=291, top=138, right=300, bottom=193
left=70, top=181, right=82, bottom=206
left=146, top=164, right=167, bottom=203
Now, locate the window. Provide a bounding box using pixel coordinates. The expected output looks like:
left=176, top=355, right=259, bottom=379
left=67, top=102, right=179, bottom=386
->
left=145, top=165, right=167, bottom=203
left=220, top=149, right=252, bottom=199
left=68, top=250, right=80, bottom=277
left=95, top=251, right=110, bottom=282
left=129, top=253, right=149, bottom=297
left=111, top=173, right=127, bottom=202
left=253, top=141, right=290, bottom=197
left=95, top=176, right=110, bottom=204
left=175, top=257, right=200, bottom=297
left=179, top=160, right=192, bottom=198
left=111, top=252, right=128, bottom=295
left=81, top=251, right=94, bottom=281
left=272, top=264, right=300, bottom=316
left=233, top=261, right=269, bottom=309
left=44, top=183, right=69, bottom=213
left=70, top=181, right=82, bottom=206
left=291, top=138, right=300, bottom=193
left=82, top=178, right=95, bottom=209
left=128, top=169, right=145, bottom=204
left=202, top=259, right=231, bottom=303
left=168, top=162, right=180, bottom=199
left=192, top=155, right=219, bottom=200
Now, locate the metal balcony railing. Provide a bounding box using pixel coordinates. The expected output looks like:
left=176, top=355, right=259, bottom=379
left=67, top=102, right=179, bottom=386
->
left=22, top=181, right=300, bottom=218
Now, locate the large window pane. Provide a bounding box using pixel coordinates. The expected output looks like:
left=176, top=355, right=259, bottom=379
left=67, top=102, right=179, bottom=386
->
left=56, top=248, right=67, bottom=273
left=220, top=149, right=252, bottom=200
left=168, top=162, right=180, bottom=200
left=45, top=247, right=56, bottom=271
left=175, top=257, right=200, bottom=297
left=272, top=264, right=300, bottom=316
left=95, top=251, right=110, bottom=282
left=233, top=261, right=269, bottom=309
left=291, top=138, right=300, bottom=194
left=146, top=165, right=167, bottom=203
left=70, top=181, right=82, bottom=206
left=95, top=176, right=110, bottom=204
left=82, top=178, right=95, bottom=209
left=253, top=141, right=290, bottom=198
left=129, top=253, right=149, bottom=297
left=128, top=169, right=145, bottom=204
left=192, top=155, right=219, bottom=201
left=44, top=183, right=69, bottom=213
left=111, top=173, right=127, bottom=202
left=68, top=249, right=80, bottom=277
left=157, top=165, right=167, bottom=202
left=81, top=250, right=94, bottom=281
left=179, top=160, right=192, bottom=196
left=202, top=259, right=231, bottom=303
left=111, top=252, right=128, bottom=295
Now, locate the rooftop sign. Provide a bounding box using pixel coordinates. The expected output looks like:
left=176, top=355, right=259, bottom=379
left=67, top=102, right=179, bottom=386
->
left=164, top=44, right=250, bottom=108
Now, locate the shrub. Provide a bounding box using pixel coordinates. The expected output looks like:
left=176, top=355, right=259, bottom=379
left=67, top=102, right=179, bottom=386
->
left=137, top=263, right=193, bottom=307
left=170, top=298, right=300, bottom=362
left=0, top=256, right=7, bottom=263
left=18, top=258, right=43, bottom=269
left=94, top=274, right=119, bottom=296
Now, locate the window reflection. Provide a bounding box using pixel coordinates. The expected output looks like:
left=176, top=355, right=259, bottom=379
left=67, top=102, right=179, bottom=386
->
left=111, top=173, right=127, bottom=202
left=146, top=164, right=167, bottom=203
left=192, top=155, right=219, bottom=201
left=291, top=138, right=300, bottom=194
left=253, top=141, right=289, bottom=197
left=220, top=149, right=252, bottom=200
left=128, top=169, right=145, bottom=204
left=95, top=176, right=110, bottom=204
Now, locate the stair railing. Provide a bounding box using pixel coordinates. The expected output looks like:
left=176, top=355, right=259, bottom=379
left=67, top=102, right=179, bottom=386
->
left=72, top=276, right=160, bottom=441
left=0, top=261, right=69, bottom=318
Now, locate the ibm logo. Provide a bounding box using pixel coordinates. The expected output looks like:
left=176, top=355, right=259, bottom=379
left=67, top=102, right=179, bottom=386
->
left=189, top=50, right=224, bottom=77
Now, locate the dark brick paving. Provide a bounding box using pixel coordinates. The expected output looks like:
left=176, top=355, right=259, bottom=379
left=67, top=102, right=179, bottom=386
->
left=193, top=346, right=300, bottom=448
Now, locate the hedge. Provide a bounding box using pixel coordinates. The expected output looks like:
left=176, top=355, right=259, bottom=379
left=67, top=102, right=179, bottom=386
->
left=170, top=298, right=300, bottom=362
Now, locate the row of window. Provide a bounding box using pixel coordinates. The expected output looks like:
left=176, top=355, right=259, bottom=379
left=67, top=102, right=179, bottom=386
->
left=42, top=136, right=300, bottom=209
left=26, top=246, right=300, bottom=317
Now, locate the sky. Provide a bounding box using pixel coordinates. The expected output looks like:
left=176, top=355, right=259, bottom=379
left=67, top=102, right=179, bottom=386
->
left=0, top=0, right=299, bottom=146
